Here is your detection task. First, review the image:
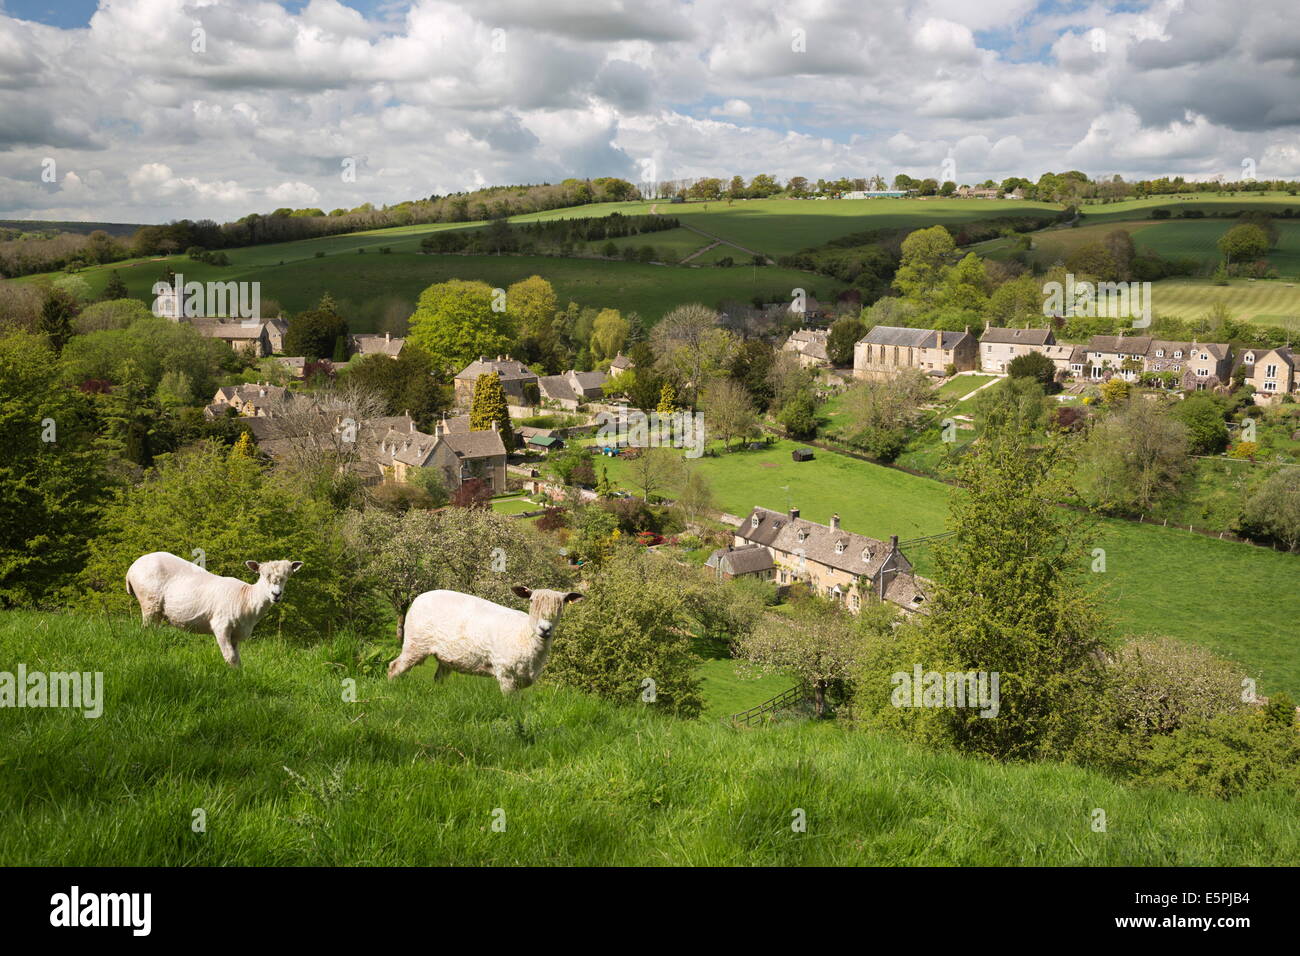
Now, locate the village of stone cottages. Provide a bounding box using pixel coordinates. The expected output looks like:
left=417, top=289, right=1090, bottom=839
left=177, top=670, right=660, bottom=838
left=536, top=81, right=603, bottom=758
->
left=10, top=199, right=1300, bottom=838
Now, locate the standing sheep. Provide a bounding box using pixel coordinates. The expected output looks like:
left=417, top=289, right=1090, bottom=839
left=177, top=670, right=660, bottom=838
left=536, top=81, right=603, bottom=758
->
left=388, top=585, right=583, bottom=693
left=125, top=552, right=303, bottom=667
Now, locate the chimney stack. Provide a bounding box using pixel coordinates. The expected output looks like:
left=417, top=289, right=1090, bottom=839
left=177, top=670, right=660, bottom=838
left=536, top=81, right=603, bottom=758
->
left=385, top=332, right=391, bottom=343
left=890, top=534, right=899, bottom=549
left=789, top=507, right=800, bottom=520
left=830, top=513, right=840, bottom=530
left=934, top=329, right=942, bottom=348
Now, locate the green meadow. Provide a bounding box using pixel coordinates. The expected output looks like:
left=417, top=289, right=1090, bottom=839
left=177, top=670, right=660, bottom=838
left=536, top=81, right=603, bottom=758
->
left=38, top=250, right=844, bottom=328
left=580, top=438, right=1300, bottom=695
left=2, top=611, right=1296, bottom=866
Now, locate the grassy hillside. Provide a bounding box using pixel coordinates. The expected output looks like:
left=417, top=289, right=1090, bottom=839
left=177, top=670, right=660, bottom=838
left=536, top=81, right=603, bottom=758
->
left=35, top=250, right=842, bottom=327
left=583, top=438, right=1300, bottom=694
left=980, top=218, right=1300, bottom=279
left=2, top=611, right=1296, bottom=866
left=1078, top=193, right=1300, bottom=223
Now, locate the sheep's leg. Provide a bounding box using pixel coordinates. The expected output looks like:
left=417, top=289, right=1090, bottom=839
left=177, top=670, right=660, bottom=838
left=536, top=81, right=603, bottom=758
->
left=215, top=627, right=241, bottom=668
left=387, top=648, right=427, bottom=680
left=495, top=673, right=518, bottom=695
left=433, top=659, right=450, bottom=681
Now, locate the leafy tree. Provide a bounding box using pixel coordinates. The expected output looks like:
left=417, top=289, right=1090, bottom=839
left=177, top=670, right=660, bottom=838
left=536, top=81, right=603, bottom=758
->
left=469, top=371, right=513, bottom=450
left=650, top=304, right=736, bottom=406
left=656, top=381, right=676, bottom=413
left=1007, top=350, right=1057, bottom=390
left=590, top=308, right=629, bottom=361
left=893, top=226, right=956, bottom=302
left=827, top=315, right=866, bottom=366
left=739, top=600, right=862, bottom=717
left=341, top=505, right=564, bottom=644
left=628, top=446, right=682, bottom=502
left=283, top=294, right=348, bottom=361
left=0, top=332, right=107, bottom=605
left=78, top=441, right=351, bottom=642
left=701, top=377, right=757, bottom=451
left=776, top=387, right=818, bottom=439
left=728, top=340, right=776, bottom=410
left=1169, top=395, right=1228, bottom=455
left=1217, top=223, right=1270, bottom=263
left=546, top=548, right=706, bottom=716
left=345, top=347, right=449, bottom=428
left=861, top=403, right=1109, bottom=759
left=1099, top=377, right=1129, bottom=405
left=1078, top=399, right=1189, bottom=513
left=1238, top=467, right=1300, bottom=551
left=74, top=298, right=152, bottom=334
left=407, top=279, right=513, bottom=376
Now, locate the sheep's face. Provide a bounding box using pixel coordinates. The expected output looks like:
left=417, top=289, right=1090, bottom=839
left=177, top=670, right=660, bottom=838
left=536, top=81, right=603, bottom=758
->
left=246, top=560, right=304, bottom=603
left=512, top=586, right=583, bottom=640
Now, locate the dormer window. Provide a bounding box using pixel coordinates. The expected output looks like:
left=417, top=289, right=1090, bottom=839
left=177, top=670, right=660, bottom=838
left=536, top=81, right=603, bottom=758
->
left=1156, top=349, right=1164, bottom=357
left=1173, top=350, right=1182, bottom=359
left=835, top=539, right=846, bottom=554
left=797, top=530, right=808, bottom=544
left=1244, top=352, right=1255, bottom=364
left=750, top=514, right=759, bottom=529
left=861, top=547, right=872, bottom=562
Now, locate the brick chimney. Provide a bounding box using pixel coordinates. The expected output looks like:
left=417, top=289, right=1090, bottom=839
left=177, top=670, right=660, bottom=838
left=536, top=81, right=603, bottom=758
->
left=789, top=507, right=799, bottom=520
left=830, top=513, right=840, bottom=530
left=934, top=329, right=942, bottom=348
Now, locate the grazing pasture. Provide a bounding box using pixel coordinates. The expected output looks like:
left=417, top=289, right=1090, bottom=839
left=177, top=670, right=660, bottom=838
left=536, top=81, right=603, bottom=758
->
left=584, top=438, right=1300, bottom=694
left=3, top=611, right=1297, bottom=866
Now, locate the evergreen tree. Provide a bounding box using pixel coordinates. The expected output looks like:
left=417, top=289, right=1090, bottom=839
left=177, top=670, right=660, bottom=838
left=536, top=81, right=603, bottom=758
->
left=101, top=270, right=130, bottom=301
left=656, top=381, right=676, bottom=413
left=39, top=287, right=79, bottom=354
left=918, top=404, right=1109, bottom=759
left=469, top=372, right=513, bottom=450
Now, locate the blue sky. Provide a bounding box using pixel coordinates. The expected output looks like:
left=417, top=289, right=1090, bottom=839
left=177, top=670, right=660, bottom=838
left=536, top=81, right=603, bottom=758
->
left=0, top=0, right=1296, bottom=223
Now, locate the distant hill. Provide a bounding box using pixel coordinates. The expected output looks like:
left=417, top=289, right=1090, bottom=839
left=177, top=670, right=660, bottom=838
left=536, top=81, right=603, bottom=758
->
left=0, top=219, right=147, bottom=237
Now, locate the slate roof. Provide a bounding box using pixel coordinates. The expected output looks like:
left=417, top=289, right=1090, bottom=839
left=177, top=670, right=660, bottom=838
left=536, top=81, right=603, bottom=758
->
left=784, top=328, right=830, bottom=360
left=981, top=326, right=1054, bottom=346
left=350, top=333, right=405, bottom=357
left=1148, top=340, right=1230, bottom=360
left=1086, top=335, right=1152, bottom=355
left=440, top=429, right=507, bottom=459
left=539, top=375, right=580, bottom=404
left=735, top=506, right=894, bottom=577
left=858, top=326, right=974, bottom=350
left=455, top=356, right=537, bottom=383
left=705, top=545, right=775, bottom=576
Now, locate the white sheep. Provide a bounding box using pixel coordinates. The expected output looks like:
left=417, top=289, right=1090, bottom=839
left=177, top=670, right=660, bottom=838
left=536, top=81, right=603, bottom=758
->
left=125, top=552, right=303, bottom=667
left=388, top=585, right=583, bottom=692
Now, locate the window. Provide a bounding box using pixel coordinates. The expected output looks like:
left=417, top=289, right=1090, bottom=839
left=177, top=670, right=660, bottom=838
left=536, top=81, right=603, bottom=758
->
left=986, top=345, right=993, bottom=352
left=1244, top=352, right=1255, bottom=364
left=1173, top=350, right=1182, bottom=359
left=861, top=547, right=872, bottom=562
left=1266, top=364, right=1278, bottom=378
left=835, top=540, right=846, bottom=554
left=1196, top=367, right=1208, bottom=377
left=751, top=514, right=759, bottom=528
left=1155, top=349, right=1165, bottom=357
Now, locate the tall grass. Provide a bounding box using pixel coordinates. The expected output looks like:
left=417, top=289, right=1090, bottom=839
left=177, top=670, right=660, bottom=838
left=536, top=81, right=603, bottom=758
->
left=2, top=611, right=1297, bottom=866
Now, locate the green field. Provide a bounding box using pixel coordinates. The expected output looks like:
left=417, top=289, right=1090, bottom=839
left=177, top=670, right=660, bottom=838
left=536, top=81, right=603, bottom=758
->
left=42, top=250, right=844, bottom=328
left=1078, top=192, right=1300, bottom=223
left=587, top=438, right=1300, bottom=694
left=3, top=611, right=1296, bottom=866
left=1147, top=278, right=1300, bottom=330
left=644, top=197, right=1062, bottom=257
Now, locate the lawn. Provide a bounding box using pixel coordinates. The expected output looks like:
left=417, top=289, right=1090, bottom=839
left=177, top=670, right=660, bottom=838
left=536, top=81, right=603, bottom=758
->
left=490, top=494, right=537, bottom=516
left=1147, top=278, right=1300, bottom=331
left=934, top=374, right=999, bottom=402
left=586, top=438, right=1300, bottom=695
left=3, top=611, right=1297, bottom=866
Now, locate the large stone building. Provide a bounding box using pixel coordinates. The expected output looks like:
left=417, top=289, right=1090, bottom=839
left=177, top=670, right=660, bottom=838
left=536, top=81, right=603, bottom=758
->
left=853, top=326, right=978, bottom=380
left=1233, top=346, right=1297, bottom=403
left=782, top=328, right=832, bottom=368
left=454, top=356, right=539, bottom=408
left=979, top=325, right=1057, bottom=373
left=732, top=507, right=928, bottom=614
left=538, top=369, right=608, bottom=410
left=349, top=332, right=406, bottom=359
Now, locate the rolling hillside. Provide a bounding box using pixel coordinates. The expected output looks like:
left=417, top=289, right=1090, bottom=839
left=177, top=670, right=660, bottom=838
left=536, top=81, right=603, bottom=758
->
left=2, top=611, right=1296, bottom=866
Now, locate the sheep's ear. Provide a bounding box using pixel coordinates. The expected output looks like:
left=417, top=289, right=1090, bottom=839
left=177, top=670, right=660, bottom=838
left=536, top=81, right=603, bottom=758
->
left=563, top=591, right=584, bottom=604
left=245, top=561, right=260, bottom=573
left=511, top=585, right=532, bottom=599
left=290, top=561, right=303, bottom=573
